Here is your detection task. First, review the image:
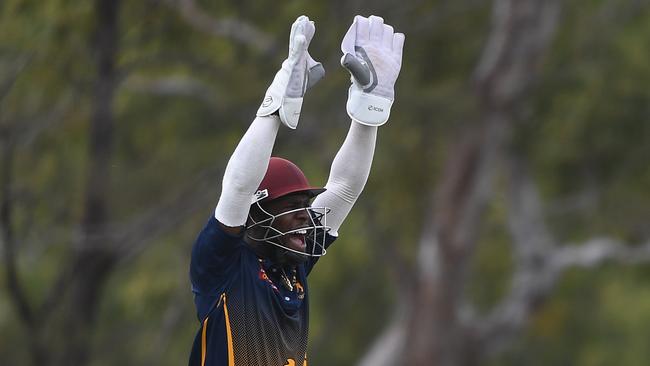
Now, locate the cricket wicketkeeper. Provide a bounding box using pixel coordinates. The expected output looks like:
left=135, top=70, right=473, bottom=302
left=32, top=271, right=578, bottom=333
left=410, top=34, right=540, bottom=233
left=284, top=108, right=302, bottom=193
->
left=188, top=14, right=404, bottom=366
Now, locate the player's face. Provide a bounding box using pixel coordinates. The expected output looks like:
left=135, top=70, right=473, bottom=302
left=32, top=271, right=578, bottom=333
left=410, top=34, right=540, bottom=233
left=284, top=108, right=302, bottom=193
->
left=263, top=193, right=312, bottom=253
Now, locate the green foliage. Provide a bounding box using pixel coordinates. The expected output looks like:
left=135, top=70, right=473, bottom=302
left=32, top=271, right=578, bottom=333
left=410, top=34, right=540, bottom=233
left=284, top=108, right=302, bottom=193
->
left=309, top=213, right=394, bottom=365
left=492, top=267, right=650, bottom=366
left=1, top=0, right=649, bottom=365
left=467, top=182, right=513, bottom=312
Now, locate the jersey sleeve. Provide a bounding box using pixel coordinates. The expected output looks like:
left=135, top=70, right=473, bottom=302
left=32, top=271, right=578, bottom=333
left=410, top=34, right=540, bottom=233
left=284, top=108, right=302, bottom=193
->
left=190, top=216, right=243, bottom=297
left=305, top=233, right=338, bottom=276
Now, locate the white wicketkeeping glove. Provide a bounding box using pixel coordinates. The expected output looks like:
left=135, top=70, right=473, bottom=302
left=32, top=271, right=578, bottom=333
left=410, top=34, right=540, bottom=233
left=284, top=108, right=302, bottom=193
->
left=257, top=15, right=325, bottom=129
left=340, top=15, right=405, bottom=126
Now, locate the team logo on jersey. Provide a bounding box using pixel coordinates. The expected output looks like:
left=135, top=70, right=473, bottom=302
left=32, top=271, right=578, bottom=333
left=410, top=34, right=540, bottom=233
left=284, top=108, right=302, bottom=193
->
left=259, top=267, right=279, bottom=292
left=295, top=281, right=304, bottom=300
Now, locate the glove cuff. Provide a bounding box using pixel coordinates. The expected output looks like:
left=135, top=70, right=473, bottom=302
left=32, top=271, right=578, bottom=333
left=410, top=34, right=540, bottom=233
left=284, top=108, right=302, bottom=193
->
left=257, top=91, right=281, bottom=117
left=346, top=86, right=393, bottom=126
left=257, top=60, right=306, bottom=129
left=257, top=64, right=289, bottom=117
left=279, top=97, right=303, bottom=129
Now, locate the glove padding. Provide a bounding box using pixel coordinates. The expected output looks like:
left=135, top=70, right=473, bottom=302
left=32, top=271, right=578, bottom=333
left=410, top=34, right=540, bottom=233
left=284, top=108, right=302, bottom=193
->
left=341, top=15, right=405, bottom=126
left=257, top=15, right=324, bottom=129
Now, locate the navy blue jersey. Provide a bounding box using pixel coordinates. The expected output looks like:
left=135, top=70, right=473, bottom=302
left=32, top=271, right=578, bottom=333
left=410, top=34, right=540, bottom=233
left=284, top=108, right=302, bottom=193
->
left=188, top=216, right=336, bottom=366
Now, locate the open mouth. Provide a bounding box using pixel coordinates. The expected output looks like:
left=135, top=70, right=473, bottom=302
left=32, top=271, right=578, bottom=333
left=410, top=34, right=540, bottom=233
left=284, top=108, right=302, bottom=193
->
left=287, top=228, right=308, bottom=251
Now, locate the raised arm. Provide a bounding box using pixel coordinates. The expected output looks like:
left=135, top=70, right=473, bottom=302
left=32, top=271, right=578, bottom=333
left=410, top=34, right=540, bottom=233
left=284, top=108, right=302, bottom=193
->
left=313, top=15, right=405, bottom=236
left=312, top=122, right=377, bottom=236
left=214, top=16, right=324, bottom=233
left=214, top=115, right=280, bottom=232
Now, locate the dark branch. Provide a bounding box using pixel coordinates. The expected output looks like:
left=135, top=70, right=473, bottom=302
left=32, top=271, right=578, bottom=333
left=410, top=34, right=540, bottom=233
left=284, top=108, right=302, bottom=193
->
left=122, top=74, right=220, bottom=106
left=113, top=165, right=224, bottom=262
left=163, top=0, right=275, bottom=54
left=1, top=141, right=36, bottom=329
left=0, top=55, right=32, bottom=103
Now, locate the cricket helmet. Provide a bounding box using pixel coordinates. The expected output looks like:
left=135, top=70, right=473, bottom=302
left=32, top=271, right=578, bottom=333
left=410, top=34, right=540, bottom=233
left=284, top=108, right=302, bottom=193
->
left=247, top=157, right=330, bottom=263
left=253, top=157, right=325, bottom=202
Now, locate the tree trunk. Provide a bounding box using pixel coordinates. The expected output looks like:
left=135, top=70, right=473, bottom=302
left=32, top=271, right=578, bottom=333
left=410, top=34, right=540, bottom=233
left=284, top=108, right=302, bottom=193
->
left=401, top=0, right=562, bottom=365
left=53, top=0, right=121, bottom=364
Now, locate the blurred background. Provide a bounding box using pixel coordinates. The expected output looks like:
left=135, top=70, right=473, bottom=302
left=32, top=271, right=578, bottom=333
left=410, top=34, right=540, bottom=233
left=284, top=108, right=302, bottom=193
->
left=1, top=0, right=649, bottom=365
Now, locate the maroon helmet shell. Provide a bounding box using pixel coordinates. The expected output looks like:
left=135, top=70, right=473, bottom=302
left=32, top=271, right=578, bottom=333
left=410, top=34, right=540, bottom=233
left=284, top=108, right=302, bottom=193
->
left=256, top=157, right=325, bottom=202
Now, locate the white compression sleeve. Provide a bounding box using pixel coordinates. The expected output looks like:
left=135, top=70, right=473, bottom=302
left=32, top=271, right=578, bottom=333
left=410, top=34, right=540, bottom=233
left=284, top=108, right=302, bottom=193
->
left=312, top=121, right=377, bottom=236
left=214, top=115, right=281, bottom=227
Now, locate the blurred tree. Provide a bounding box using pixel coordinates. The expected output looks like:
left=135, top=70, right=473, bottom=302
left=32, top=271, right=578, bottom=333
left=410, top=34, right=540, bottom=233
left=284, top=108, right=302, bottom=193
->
left=358, top=0, right=650, bottom=365
left=2, top=0, right=122, bottom=364
left=1, top=0, right=649, bottom=365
